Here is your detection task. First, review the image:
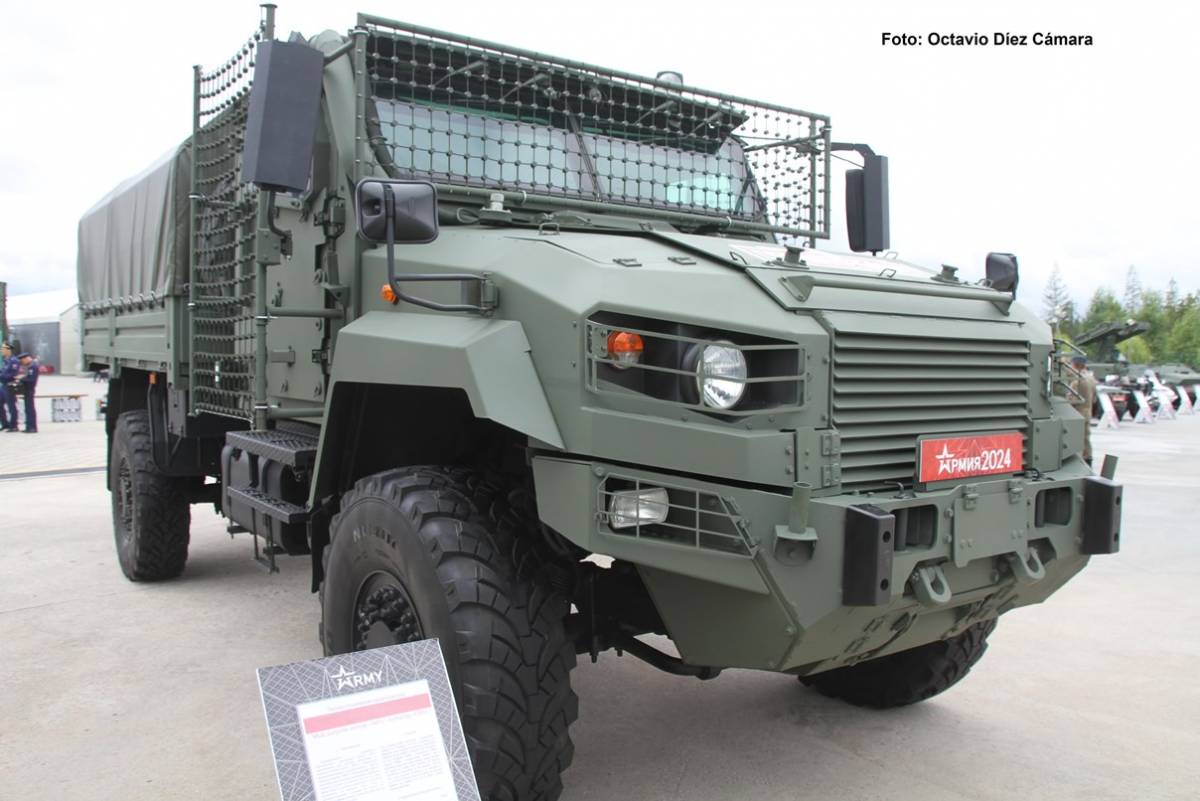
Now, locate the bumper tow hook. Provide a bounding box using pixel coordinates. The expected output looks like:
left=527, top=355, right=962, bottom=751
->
left=911, top=564, right=952, bottom=606
left=1006, top=548, right=1046, bottom=583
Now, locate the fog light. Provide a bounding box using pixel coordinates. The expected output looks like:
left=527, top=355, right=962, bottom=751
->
left=608, top=487, right=669, bottom=529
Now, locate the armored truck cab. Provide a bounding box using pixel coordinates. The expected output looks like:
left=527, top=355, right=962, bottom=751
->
left=79, top=8, right=1122, bottom=800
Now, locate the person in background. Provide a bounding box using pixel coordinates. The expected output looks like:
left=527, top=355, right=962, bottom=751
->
left=1069, top=354, right=1097, bottom=465
left=15, top=352, right=39, bottom=433
left=0, top=342, right=18, bottom=431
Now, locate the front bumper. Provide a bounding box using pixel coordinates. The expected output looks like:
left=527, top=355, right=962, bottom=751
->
left=532, top=455, right=1120, bottom=673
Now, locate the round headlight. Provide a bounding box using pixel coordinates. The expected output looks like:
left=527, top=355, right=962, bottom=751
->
left=691, top=341, right=747, bottom=409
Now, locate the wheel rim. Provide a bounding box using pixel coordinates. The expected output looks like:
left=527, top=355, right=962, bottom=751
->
left=353, top=571, right=425, bottom=651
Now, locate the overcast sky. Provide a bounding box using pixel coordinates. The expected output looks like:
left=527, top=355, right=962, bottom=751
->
left=1, top=0, right=1195, bottom=312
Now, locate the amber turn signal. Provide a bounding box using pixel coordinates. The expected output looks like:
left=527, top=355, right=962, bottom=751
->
left=606, top=331, right=644, bottom=369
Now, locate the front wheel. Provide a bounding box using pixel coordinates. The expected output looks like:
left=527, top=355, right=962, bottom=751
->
left=320, top=467, right=577, bottom=801
left=801, top=619, right=996, bottom=709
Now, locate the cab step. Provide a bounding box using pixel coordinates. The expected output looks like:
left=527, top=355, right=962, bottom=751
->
left=227, top=485, right=308, bottom=524
left=222, top=425, right=317, bottom=572
left=226, top=427, right=318, bottom=470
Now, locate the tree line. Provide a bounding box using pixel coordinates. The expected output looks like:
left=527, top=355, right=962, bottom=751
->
left=1042, top=266, right=1200, bottom=366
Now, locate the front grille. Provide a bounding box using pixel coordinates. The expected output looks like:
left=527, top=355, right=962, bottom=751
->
left=832, top=332, right=1032, bottom=491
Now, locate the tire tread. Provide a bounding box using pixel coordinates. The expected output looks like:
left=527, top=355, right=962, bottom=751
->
left=111, top=410, right=190, bottom=581
left=326, top=466, right=577, bottom=801
left=803, top=619, right=997, bottom=709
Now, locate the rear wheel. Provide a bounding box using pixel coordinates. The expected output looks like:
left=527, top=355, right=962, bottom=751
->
left=109, top=410, right=191, bottom=580
left=321, top=466, right=577, bottom=801
left=801, top=619, right=996, bottom=709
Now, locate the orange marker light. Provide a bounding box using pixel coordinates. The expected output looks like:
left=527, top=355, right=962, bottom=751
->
left=606, top=331, right=644, bottom=369
left=381, top=283, right=399, bottom=305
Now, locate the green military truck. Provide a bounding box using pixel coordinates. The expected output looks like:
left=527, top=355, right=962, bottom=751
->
left=79, top=7, right=1122, bottom=800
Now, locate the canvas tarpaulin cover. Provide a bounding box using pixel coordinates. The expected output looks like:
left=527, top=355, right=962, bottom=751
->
left=76, top=143, right=191, bottom=309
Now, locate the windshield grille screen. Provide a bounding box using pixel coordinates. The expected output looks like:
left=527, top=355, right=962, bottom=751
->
left=358, top=14, right=830, bottom=238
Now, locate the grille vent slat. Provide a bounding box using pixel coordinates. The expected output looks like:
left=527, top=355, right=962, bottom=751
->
left=835, top=336, right=1029, bottom=355
left=833, top=367, right=1030, bottom=381
left=834, top=352, right=1030, bottom=368
left=835, top=392, right=1028, bottom=410
left=833, top=332, right=1032, bottom=491
left=837, top=380, right=1026, bottom=395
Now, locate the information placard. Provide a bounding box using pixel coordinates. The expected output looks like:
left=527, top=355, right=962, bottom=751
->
left=257, top=640, right=480, bottom=801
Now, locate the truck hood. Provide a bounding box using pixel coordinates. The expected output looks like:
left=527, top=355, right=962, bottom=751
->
left=654, top=232, right=937, bottom=281
left=519, top=228, right=1019, bottom=321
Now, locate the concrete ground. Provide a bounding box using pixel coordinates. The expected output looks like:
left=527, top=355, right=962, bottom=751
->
left=0, top=375, right=106, bottom=475
left=1, top=407, right=1197, bottom=801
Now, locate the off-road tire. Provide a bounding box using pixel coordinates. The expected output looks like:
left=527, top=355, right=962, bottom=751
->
left=802, top=619, right=997, bottom=709
left=109, top=410, right=191, bottom=581
left=321, top=466, right=577, bottom=801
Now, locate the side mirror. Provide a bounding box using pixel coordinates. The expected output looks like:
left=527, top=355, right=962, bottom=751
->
left=355, top=180, right=439, bottom=244
left=241, top=41, right=325, bottom=193
left=845, top=153, right=890, bottom=253
left=985, top=252, right=1019, bottom=295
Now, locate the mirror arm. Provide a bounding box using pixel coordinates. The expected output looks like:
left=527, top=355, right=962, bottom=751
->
left=383, top=184, right=496, bottom=314
left=830, top=141, right=877, bottom=160
left=264, top=191, right=293, bottom=257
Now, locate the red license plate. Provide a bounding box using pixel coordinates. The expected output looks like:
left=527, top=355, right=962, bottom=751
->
left=917, top=432, right=1023, bottom=483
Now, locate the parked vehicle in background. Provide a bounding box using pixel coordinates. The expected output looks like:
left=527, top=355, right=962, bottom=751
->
left=78, top=7, right=1123, bottom=799
left=1144, top=363, right=1200, bottom=409
left=1077, top=321, right=1160, bottom=419
left=1094, top=383, right=1131, bottom=420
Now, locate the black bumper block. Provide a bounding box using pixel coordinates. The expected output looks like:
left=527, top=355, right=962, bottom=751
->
left=1082, top=476, right=1122, bottom=555
left=843, top=504, right=896, bottom=606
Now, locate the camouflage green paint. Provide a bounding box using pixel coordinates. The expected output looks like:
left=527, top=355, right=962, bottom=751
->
left=79, top=11, right=1109, bottom=676
left=533, top=454, right=1092, bottom=671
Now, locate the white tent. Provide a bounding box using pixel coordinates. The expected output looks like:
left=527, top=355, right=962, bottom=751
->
left=7, top=288, right=82, bottom=374
left=8, top=288, right=78, bottom=324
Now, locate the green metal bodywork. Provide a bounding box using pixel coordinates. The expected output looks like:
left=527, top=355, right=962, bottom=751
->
left=326, top=312, right=563, bottom=450
left=79, top=10, right=1103, bottom=675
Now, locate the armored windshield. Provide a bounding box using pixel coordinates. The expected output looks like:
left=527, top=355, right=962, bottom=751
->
left=360, top=15, right=831, bottom=238
left=374, top=101, right=759, bottom=214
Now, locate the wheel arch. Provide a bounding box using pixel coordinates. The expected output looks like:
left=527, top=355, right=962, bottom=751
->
left=327, top=311, right=562, bottom=441
left=306, top=312, right=565, bottom=587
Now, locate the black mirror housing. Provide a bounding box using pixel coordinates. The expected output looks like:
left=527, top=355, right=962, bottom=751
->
left=985, top=252, right=1020, bottom=295
left=846, top=153, right=890, bottom=253
left=355, top=180, right=439, bottom=244
left=241, top=41, right=325, bottom=193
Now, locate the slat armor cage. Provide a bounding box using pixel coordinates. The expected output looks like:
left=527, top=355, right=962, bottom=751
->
left=356, top=14, right=831, bottom=239
left=187, top=12, right=270, bottom=419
